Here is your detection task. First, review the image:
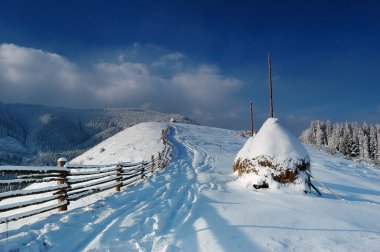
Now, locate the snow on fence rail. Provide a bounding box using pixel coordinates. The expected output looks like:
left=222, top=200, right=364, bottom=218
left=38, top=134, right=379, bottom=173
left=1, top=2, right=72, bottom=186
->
left=0, top=127, right=172, bottom=224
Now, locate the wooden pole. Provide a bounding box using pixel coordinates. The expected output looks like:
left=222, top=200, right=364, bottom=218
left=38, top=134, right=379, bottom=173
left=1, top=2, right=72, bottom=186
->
left=151, top=155, right=155, bottom=174
left=57, top=157, right=68, bottom=212
left=268, top=52, right=274, bottom=118
left=115, top=164, right=122, bottom=192
left=158, top=151, right=162, bottom=169
left=250, top=100, right=253, bottom=136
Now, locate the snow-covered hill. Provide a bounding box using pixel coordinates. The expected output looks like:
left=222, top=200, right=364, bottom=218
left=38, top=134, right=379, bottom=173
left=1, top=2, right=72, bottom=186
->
left=0, top=123, right=379, bottom=251
left=71, top=122, right=167, bottom=165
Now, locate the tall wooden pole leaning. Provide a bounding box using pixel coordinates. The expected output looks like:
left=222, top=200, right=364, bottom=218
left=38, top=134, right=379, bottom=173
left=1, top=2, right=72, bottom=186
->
left=250, top=100, right=253, bottom=136
left=268, top=52, right=274, bottom=118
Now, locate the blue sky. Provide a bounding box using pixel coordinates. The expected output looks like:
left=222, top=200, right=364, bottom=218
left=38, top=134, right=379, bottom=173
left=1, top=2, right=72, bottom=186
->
left=0, top=0, right=379, bottom=134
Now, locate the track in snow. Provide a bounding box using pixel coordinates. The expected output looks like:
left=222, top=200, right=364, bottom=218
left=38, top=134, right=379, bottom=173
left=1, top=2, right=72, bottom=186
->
left=0, top=125, right=210, bottom=251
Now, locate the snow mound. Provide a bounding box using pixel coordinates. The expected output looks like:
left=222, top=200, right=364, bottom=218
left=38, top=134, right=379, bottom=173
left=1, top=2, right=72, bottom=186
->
left=71, top=122, right=167, bottom=165
left=233, top=118, right=310, bottom=191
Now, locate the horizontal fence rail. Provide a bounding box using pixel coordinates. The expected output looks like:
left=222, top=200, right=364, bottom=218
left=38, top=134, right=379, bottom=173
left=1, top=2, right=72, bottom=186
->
left=0, top=127, right=172, bottom=224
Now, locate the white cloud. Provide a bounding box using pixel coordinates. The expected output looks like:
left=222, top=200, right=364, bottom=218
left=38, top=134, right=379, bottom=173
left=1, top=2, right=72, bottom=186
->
left=171, top=65, right=242, bottom=106
left=151, top=52, right=186, bottom=72
left=117, top=54, right=125, bottom=63
left=0, top=43, right=79, bottom=89
left=0, top=43, right=81, bottom=106
left=190, top=108, right=214, bottom=123
left=92, top=62, right=154, bottom=101
left=153, top=52, right=185, bottom=65
left=0, top=43, right=245, bottom=125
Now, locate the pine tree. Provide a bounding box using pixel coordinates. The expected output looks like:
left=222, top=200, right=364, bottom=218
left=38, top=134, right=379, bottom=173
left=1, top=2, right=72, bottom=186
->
left=310, top=121, right=318, bottom=145
left=368, top=125, right=378, bottom=160
left=350, top=122, right=360, bottom=158
left=328, top=123, right=341, bottom=153
left=339, top=122, right=352, bottom=156
left=325, top=120, right=333, bottom=146
left=300, top=121, right=317, bottom=145
left=376, top=126, right=380, bottom=165
left=315, top=121, right=326, bottom=147
left=348, top=136, right=359, bottom=158
left=358, top=126, right=370, bottom=161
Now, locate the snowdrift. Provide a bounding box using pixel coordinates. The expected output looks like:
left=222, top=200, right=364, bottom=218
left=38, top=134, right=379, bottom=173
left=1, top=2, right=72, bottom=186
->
left=71, top=122, right=167, bottom=165
left=233, top=118, right=310, bottom=190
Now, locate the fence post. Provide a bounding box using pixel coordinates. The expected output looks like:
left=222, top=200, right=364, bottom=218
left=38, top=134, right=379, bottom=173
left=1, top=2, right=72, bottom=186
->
left=151, top=155, right=155, bottom=174
left=57, top=157, right=68, bottom=212
left=162, top=129, right=167, bottom=145
left=141, top=164, right=146, bottom=179
left=162, top=146, right=168, bottom=168
left=158, top=152, right=162, bottom=169
left=115, top=164, right=122, bottom=191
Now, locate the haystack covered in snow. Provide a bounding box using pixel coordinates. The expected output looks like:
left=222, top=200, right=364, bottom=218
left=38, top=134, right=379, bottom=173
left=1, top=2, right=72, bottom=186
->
left=233, top=118, right=310, bottom=190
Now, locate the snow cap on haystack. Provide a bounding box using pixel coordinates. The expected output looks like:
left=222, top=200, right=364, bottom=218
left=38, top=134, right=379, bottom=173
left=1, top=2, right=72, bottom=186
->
left=233, top=118, right=310, bottom=190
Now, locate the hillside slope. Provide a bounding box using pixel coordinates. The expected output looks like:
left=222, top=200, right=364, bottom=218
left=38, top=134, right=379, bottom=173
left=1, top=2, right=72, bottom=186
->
left=0, top=103, right=193, bottom=165
left=0, top=123, right=379, bottom=251
left=71, top=122, right=167, bottom=165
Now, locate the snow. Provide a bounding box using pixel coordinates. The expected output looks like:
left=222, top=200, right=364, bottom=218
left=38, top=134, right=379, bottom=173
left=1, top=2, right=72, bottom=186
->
left=0, top=166, right=68, bottom=172
left=1, top=122, right=380, bottom=251
left=68, top=167, right=116, bottom=176
left=70, top=122, right=167, bottom=165
left=234, top=118, right=310, bottom=190
left=0, top=178, right=61, bottom=185
left=0, top=201, right=68, bottom=224
left=57, top=157, right=67, bottom=162
left=0, top=195, right=59, bottom=212
left=235, top=118, right=309, bottom=164
left=0, top=184, right=67, bottom=200
left=0, top=122, right=167, bottom=229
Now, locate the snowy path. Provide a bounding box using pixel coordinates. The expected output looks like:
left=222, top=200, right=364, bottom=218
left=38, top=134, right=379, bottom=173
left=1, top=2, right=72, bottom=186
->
left=1, top=123, right=380, bottom=251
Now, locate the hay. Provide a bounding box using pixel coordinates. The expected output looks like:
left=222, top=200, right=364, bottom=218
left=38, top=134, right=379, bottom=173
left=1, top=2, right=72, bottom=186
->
left=233, top=155, right=310, bottom=186
left=233, top=118, right=311, bottom=190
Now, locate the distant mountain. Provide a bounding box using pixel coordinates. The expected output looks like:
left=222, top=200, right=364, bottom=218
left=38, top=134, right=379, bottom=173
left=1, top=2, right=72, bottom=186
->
left=0, top=102, right=194, bottom=166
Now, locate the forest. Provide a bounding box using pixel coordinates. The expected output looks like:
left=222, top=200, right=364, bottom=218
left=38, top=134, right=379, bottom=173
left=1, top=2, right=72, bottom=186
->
left=300, top=120, right=380, bottom=166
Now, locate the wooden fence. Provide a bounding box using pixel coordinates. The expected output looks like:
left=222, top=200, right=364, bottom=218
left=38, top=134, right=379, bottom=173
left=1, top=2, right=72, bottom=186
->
left=0, top=128, right=171, bottom=224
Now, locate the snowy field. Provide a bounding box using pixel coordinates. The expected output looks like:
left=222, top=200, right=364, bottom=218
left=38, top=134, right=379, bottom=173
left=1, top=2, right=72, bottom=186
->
left=1, top=122, right=379, bottom=251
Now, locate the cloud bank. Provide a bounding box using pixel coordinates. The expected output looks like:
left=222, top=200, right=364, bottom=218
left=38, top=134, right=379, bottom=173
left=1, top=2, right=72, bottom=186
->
left=0, top=43, right=244, bottom=126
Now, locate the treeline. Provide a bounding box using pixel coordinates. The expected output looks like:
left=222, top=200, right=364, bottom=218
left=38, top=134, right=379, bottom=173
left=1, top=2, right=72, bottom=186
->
left=300, top=121, right=380, bottom=165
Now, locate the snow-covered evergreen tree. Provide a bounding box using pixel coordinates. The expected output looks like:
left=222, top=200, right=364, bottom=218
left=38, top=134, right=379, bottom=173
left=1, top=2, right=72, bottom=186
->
left=328, top=123, right=341, bottom=153
left=315, top=121, right=326, bottom=147
left=368, top=125, right=378, bottom=161
left=376, top=126, right=380, bottom=165
left=325, top=120, right=333, bottom=146
left=358, top=127, right=370, bottom=161
left=300, top=120, right=379, bottom=166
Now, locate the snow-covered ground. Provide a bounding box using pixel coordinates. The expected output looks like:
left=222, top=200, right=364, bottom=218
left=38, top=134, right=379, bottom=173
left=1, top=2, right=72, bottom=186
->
left=0, top=122, right=168, bottom=229
left=1, top=123, right=379, bottom=251
left=71, top=122, right=167, bottom=165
